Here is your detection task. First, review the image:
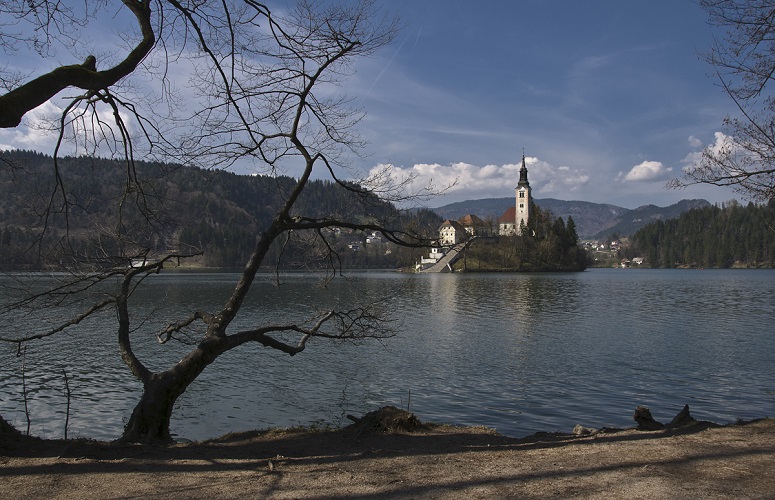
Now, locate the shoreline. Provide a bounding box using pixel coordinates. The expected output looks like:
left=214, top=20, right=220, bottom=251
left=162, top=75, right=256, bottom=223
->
left=2, top=408, right=774, bottom=498
left=0, top=412, right=775, bottom=500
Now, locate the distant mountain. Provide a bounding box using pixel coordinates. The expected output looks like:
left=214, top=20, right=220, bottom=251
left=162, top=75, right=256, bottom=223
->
left=431, top=197, right=711, bottom=239
left=432, top=197, right=514, bottom=221
left=592, top=199, right=712, bottom=239
left=532, top=199, right=630, bottom=239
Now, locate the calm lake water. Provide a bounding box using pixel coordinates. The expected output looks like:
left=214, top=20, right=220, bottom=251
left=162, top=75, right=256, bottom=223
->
left=1, top=269, right=773, bottom=441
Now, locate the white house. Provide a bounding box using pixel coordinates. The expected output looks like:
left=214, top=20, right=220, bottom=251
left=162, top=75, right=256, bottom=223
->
left=439, top=219, right=466, bottom=246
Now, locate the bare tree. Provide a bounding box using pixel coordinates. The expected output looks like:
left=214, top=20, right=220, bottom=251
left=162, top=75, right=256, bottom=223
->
left=0, top=1, right=154, bottom=129
left=669, top=0, right=775, bottom=201
left=1, top=1, right=437, bottom=443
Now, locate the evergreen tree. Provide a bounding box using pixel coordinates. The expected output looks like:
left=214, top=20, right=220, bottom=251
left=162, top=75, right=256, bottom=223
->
left=630, top=202, right=775, bottom=268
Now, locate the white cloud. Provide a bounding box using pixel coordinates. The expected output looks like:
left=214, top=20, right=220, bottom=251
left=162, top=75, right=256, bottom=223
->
left=708, top=131, right=734, bottom=153
left=619, top=160, right=672, bottom=182
left=367, top=156, right=590, bottom=202
left=534, top=160, right=590, bottom=195
left=681, top=149, right=703, bottom=169
left=0, top=99, right=137, bottom=155
left=688, top=135, right=703, bottom=148
left=0, top=100, right=63, bottom=151
left=681, top=131, right=735, bottom=170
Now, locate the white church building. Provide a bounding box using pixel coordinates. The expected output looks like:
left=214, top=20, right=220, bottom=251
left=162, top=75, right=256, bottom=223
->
left=498, top=153, right=532, bottom=236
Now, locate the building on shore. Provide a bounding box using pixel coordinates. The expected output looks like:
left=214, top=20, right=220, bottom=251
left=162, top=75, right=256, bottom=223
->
left=457, top=214, right=491, bottom=237
left=439, top=219, right=467, bottom=245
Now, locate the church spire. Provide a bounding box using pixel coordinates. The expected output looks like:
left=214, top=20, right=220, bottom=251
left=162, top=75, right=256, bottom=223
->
left=514, top=149, right=531, bottom=235
left=517, top=151, right=529, bottom=188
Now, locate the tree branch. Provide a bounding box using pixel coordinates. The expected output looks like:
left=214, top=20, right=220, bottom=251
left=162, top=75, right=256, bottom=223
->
left=286, top=217, right=437, bottom=247
left=157, top=310, right=216, bottom=344
left=0, top=0, right=155, bottom=128
left=229, top=311, right=334, bottom=356
left=0, top=298, right=115, bottom=344
left=227, top=305, right=396, bottom=357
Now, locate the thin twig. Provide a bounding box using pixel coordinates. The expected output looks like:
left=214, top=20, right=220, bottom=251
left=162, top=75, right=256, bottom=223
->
left=20, top=346, right=30, bottom=436
left=62, top=369, right=71, bottom=440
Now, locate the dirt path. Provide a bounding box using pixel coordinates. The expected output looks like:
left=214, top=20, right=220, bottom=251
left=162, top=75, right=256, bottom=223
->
left=2, top=415, right=774, bottom=499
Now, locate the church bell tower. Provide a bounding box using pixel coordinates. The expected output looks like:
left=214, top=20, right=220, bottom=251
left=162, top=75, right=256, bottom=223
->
left=515, top=152, right=531, bottom=235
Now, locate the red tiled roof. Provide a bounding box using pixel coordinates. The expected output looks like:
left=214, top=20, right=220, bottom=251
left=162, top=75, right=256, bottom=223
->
left=498, top=206, right=516, bottom=223
left=457, top=214, right=486, bottom=226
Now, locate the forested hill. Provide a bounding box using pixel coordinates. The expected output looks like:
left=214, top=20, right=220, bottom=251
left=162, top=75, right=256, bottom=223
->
left=0, top=150, right=441, bottom=269
left=624, top=201, right=775, bottom=268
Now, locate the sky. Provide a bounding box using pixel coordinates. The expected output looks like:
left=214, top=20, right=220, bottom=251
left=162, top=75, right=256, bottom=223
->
left=346, top=0, right=740, bottom=209
left=0, top=0, right=743, bottom=209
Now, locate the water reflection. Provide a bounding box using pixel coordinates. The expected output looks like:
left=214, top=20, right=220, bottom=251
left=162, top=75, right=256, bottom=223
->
left=1, top=269, right=774, bottom=441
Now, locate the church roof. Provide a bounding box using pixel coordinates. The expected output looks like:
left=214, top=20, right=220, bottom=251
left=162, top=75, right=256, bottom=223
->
left=498, top=206, right=516, bottom=223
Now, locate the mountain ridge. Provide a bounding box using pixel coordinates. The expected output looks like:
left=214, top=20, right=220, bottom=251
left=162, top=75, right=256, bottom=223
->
left=430, top=197, right=712, bottom=239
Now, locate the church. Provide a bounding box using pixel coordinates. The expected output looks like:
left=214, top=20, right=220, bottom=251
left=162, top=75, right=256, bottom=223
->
left=498, top=152, right=532, bottom=236
left=421, top=152, right=534, bottom=271
left=432, top=151, right=533, bottom=249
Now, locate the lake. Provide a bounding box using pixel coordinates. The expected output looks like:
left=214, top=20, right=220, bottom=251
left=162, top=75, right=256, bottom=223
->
left=1, top=268, right=773, bottom=441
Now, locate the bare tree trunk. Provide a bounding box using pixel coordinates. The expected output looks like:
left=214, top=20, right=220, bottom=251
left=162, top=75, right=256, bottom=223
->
left=122, top=373, right=181, bottom=443
left=1, top=1, right=408, bottom=446
left=121, top=340, right=225, bottom=443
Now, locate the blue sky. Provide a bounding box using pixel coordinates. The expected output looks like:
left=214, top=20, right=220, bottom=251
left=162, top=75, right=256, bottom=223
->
left=347, top=0, right=739, bottom=208
left=0, top=0, right=741, bottom=209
